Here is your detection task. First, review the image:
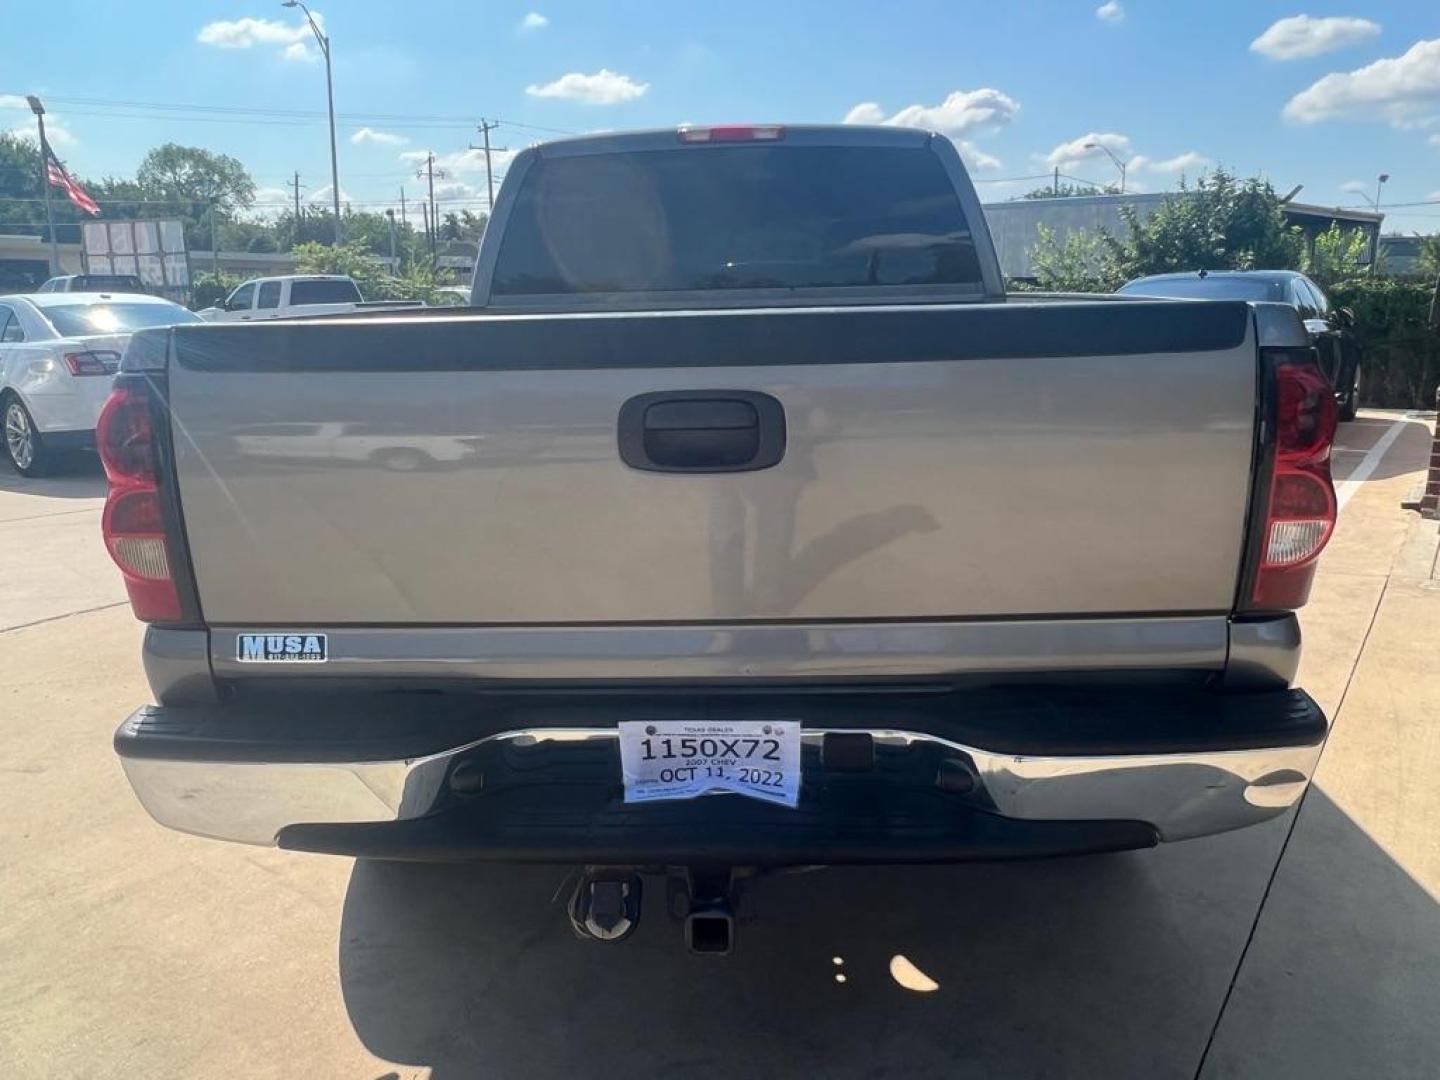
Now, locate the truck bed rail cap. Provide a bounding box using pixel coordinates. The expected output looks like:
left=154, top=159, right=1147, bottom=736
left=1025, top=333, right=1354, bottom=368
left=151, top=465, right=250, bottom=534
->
left=119, top=326, right=171, bottom=373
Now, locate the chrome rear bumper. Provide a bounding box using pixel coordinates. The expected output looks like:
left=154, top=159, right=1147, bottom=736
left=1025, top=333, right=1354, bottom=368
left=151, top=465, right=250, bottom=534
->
left=116, top=706, right=1326, bottom=852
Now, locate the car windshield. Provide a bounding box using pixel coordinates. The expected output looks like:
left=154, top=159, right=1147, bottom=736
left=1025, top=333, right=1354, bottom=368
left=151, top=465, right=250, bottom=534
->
left=1119, top=277, right=1288, bottom=302
left=289, top=280, right=363, bottom=305
left=492, top=145, right=983, bottom=296
left=42, top=302, right=203, bottom=336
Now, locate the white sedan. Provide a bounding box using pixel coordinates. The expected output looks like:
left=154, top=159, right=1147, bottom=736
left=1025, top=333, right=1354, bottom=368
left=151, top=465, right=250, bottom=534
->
left=0, top=292, right=203, bottom=476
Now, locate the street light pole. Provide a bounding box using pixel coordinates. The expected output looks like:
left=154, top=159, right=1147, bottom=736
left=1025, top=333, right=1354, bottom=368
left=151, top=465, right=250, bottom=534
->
left=283, top=1, right=342, bottom=244
left=1084, top=141, right=1128, bottom=194
left=1370, top=173, right=1389, bottom=276
left=26, top=96, right=59, bottom=274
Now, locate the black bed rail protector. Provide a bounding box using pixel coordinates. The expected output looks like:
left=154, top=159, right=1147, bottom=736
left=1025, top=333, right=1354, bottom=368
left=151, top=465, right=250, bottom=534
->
left=167, top=300, right=1252, bottom=374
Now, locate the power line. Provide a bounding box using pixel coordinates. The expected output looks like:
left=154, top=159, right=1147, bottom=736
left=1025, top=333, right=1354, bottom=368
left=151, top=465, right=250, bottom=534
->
left=2, top=92, right=578, bottom=136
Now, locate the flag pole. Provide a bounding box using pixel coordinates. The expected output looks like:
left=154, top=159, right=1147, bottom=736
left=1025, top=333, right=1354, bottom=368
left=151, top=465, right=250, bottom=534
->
left=26, top=95, right=59, bottom=275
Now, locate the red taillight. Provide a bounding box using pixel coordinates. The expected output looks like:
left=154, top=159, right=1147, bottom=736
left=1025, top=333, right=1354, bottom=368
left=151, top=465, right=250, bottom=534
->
left=98, top=384, right=181, bottom=622
left=63, top=350, right=120, bottom=376
left=677, top=125, right=785, bottom=143
left=96, top=385, right=155, bottom=485
left=1252, top=359, right=1338, bottom=609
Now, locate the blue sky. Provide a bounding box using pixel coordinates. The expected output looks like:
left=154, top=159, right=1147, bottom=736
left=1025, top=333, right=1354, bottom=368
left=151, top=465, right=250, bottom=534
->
left=2, top=1, right=1438, bottom=233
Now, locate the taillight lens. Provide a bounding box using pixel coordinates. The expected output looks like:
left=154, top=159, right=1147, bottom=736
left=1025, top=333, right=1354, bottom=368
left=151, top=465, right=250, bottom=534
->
left=1252, top=359, right=1337, bottom=609
left=96, top=385, right=155, bottom=484
left=63, top=350, right=121, bottom=376
left=98, top=383, right=181, bottom=622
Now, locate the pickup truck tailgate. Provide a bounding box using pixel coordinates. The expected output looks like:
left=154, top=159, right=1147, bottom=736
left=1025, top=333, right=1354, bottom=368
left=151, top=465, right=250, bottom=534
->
left=167, top=300, right=1257, bottom=625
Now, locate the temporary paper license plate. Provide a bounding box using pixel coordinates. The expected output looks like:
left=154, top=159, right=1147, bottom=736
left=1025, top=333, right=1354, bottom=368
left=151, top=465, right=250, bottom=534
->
left=618, top=720, right=801, bottom=808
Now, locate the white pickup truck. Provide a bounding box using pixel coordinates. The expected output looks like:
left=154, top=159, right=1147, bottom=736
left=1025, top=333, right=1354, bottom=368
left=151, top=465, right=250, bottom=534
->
left=199, top=274, right=421, bottom=322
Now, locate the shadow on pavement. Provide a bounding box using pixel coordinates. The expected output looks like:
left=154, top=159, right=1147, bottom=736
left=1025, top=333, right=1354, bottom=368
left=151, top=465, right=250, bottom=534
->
left=1200, top=787, right=1440, bottom=1078
left=0, top=452, right=106, bottom=498
left=337, top=787, right=1440, bottom=1079
left=339, top=846, right=1242, bottom=1079
left=1332, top=417, right=1433, bottom=484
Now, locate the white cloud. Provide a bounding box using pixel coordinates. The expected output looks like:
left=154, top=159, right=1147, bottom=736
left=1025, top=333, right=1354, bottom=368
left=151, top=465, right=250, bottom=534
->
left=1430, top=132, right=1440, bottom=147
left=519, top=12, right=548, bottom=31
left=957, top=142, right=1002, bottom=171
left=197, top=14, right=321, bottom=60
left=1045, top=131, right=1133, bottom=170
left=307, top=183, right=353, bottom=206
left=1046, top=135, right=1205, bottom=182
left=842, top=103, right=886, bottom=125
left=843, top=88, right=1019, bottom=140
left=1095, top=2, right=1124, bottom=24
left=351, top=127, right=408, bottom=146
left=399, top=146, right=518, bottom=176
left=1250, top=15, right=1381, bottom=61
left=1136, top=151, right=1210, bottom=173
left=2, top=96, right=79, bottom=148
left=1284, top=38, right=1440, bottom=125
left=1340, top=179, right=1369, bottom=193
left=246, top=186, right=293, bottom=220
left=431, top=179, right=482, bottom=201
left=526, top=69, right=648, bottom=105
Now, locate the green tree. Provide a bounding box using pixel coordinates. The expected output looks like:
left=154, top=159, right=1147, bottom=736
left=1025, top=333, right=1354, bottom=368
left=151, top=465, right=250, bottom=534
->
left=1103, top=168, right=1304, bottom=281
left=1303, top=223, right=1372, bottom=287
left=290, top=240, right=445, bottom=304
left=1416, top=235, right=1440, bottom=282
left=1020, top=181, right=1120, bottom=200
left=135, top=144, right=256, bottom=212
left=0, top=132, right=88, bottom=242
left=135, top=144, right=257, bottom=250
left=1029, top=225, right=1118, bottom=292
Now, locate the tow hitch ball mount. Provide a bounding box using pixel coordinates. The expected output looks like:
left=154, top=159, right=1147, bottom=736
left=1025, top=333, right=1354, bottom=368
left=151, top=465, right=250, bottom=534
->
left=568, top=866, right=752, bottom=955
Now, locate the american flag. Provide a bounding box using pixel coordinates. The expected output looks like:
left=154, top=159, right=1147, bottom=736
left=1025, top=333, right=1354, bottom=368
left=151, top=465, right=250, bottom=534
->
left=44, top=148, right=101, bottom=216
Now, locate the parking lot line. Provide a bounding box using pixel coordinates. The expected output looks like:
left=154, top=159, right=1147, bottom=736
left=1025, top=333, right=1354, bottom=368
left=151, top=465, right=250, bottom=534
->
left=1335, top=418, right=1410, bottom=513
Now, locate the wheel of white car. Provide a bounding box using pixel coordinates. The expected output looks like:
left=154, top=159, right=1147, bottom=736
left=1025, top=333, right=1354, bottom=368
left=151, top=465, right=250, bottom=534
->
left=3, top=395, right=52, bottom=478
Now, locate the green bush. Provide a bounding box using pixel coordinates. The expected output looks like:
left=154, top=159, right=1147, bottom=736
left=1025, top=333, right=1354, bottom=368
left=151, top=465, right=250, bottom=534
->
left=291, top=241, right=447, bottom=305
left=1329, top=277, right=1440, bottom=408
left=191, top=270, right=240, bottom=310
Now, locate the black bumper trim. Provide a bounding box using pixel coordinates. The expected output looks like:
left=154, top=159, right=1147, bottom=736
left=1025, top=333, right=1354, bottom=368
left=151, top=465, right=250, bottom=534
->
left=115, top=684, right=1327, bottom=765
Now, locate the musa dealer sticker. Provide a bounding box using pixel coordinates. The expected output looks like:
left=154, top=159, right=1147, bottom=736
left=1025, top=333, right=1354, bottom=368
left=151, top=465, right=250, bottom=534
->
left=236, top=633, right=328, bottom=663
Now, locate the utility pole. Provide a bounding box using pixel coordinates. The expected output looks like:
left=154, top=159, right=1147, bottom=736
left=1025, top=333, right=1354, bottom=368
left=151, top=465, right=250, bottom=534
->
left=209, top=198, right=220, bottom=277
left=291, top=171, right=303, bottom=221
left=416, top=154, right=445, bottom=265
left=385, top=208, right=397, bottom=268
left=472, top=119, right=503, bottom=210
left=1053, top=166, right=1060, bottom=196
left=399, top=187, right=407, bottom=228
left=26, top=96, right=59, bottom=274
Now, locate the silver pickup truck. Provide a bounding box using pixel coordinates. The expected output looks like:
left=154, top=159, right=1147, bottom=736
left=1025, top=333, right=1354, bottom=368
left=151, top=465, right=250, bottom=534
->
left=105, top=126, right=1338, bottom=951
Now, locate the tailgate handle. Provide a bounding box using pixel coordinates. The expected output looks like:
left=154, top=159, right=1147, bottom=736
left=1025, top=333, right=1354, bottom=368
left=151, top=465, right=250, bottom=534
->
left=618, top=390, right=786, bottom=473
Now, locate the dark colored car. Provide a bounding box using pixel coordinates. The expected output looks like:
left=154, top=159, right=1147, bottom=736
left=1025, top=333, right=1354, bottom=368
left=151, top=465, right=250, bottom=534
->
left=1118, top=270, right=1362, bottom=420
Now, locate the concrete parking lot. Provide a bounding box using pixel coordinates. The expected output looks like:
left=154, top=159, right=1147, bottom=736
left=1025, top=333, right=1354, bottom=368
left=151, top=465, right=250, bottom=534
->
left=1, top=411, right=1436, bottom=1079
